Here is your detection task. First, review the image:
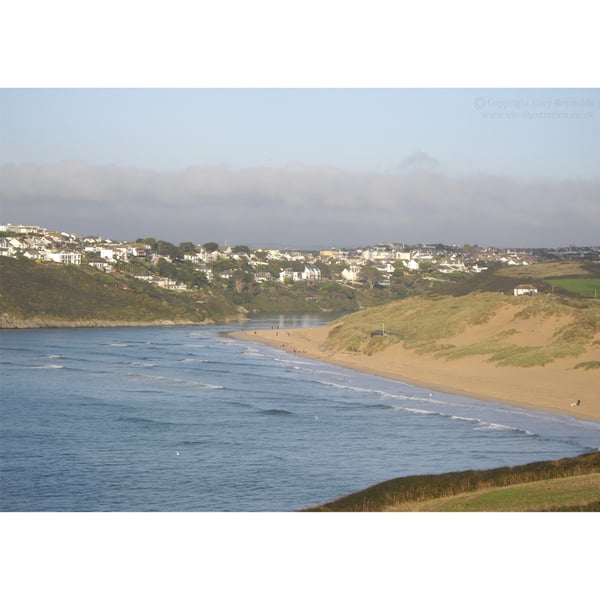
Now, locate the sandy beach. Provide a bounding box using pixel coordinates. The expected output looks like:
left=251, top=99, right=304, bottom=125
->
left=230, top=322, right=600, bottom=424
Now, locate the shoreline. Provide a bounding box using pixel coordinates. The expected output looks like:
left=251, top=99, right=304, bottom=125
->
left=0, top=316, right=248, bottom=330
left=229, top=325, right=600, bottom=425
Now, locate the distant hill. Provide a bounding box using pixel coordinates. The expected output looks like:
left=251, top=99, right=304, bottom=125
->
left=0, top=257, right=388, bottom=327
left=0, top=256, right=242, bottom=327
left=3, top=256, right=599, bottom=328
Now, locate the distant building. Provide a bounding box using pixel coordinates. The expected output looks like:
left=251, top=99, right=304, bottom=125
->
left=46, top=251, right=82, bottom=265
left=514, top=284, right=538, bottom=296
left=403, top=259, right=420, bottom=271
left=279, top=265, right=321, bottom=283
left=341, top=265, right=361, bottom=282
left=254, top=272, right=272, bottom=283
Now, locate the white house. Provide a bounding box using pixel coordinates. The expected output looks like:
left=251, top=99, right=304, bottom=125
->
left=279, top=269, right=300, bottom=282
left=184, top=253, right=203, bottom=264
left=100, top=247, right=115, bottom=262
left=302, top=265, right=321, bottom=281
left=127, top=243, right=151, bottom=258
left=341, top=265, right=361, bottom=282
left=196, top=266, right=214, bottom=281
left=279, top=265, right=321, bottom=283
left=46, top=251, right=82, bottom=265
left=254, top=272, right=272, bottom=283
left=514, top=284, right=538, bottom=296
left=89, top=261, right=112, bottom=273
left=100, top=245, right=128, bottom=263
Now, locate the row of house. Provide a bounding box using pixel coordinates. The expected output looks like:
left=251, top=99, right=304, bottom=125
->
left=279, top=265, right=322, bottom=282
left=6, top=222, right=596, bottom=293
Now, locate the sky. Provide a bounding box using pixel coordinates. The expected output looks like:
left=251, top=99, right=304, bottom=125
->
left=1, top=5, right=599, bottom=249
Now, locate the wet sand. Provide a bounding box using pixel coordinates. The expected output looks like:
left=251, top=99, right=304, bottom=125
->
left=230, top=324, right=600, bottom=424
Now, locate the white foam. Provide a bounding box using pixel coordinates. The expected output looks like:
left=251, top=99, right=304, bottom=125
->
left=473, top=421, right=523, bottom=433
left=125, top=361, right=156, bottom=368
left=450, top=415, right=480, bottom=423
left=126, top=372, right=224, bottom=389
left=392, top=406, right=438, bottom=416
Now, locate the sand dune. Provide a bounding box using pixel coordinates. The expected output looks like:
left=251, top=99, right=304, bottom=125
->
left=230, top=303, right=600, bottom=423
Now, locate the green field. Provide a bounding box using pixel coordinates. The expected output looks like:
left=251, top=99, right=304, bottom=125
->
left=545, top=277, right=600, bottom=298
left=304, top=451, right=600, bottom=512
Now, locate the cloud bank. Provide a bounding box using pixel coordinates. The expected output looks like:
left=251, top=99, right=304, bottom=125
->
left=1, top=161, right=598, bottom=247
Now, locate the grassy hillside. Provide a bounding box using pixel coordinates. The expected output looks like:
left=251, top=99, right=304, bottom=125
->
left=441, top=260, right=600, bottom=297
left=0, top=256, right=241, bottom=326
left=323, top=292, right=600, bottom=367
left=304, top=451, right=600, bottom=511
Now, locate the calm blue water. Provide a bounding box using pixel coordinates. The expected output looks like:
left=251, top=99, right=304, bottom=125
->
left=1, top=315, right=599, bottom=511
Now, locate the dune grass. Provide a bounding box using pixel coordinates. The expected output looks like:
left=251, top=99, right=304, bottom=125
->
left=323, top=292, right=600, bottom=367
left=304, top=451, right=600, bottom=512
left=574, top=361, right=600, bottom=370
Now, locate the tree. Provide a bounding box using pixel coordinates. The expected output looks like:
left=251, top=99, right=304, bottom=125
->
left=156, top=240, right=180, bottom=260
left=231, top=270, right=252, bottom=294
left=419, top=260, right=435, bottom=273
left=137, top=237, right=157, bottom=250
left=360, top=264, right=380, bottom=289
left=202, top=242, right=219, bottom=253
left=392, top=260, right=405, bottom=277
left=156, top=258, right=178, bottom=279
left=232, top=245, right=251, bottom=255
left=253, top=250, right=268, bottom=261
left=314, top=260, right=332, bottom=279
left=179, top=242, right=197, bottom=254
left=210, top=258, right=237, bottom=274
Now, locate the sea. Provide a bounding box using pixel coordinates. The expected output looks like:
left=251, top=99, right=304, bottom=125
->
left=1, top=314, right=599, bottom=512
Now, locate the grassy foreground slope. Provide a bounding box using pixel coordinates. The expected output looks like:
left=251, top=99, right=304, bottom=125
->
left=324, top=291, right=600, bottom=368
left=304, top=451, right=600, bottom=512
left=0, top=256, right=241, bottom=327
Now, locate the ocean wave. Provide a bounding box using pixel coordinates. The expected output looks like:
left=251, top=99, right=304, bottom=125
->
left=125, top=372, right=224, bottom=389
left=117, top=416, right=175, bottom=428
left=378, top=390, right=447, bottom=406
left=259, top=408, right=294, bottom=416
left=273, top=356, right=313, bottom=366
left=391, top=406, right=439, bottom=416
left=317, top=380, right=376, bottom=395
left=122, top=361, right=156, bottom=368
left=30, top=364, right=65, bottom=369
left=473, top=422, right=537, bottom=436
left=243, top=349, right=266, bottom=357
left=389, top=406, right=539, bottom=437
left=450, top=415, right=480, bottom=423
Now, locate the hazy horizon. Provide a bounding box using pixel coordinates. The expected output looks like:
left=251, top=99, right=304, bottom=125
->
left=1, top=89, right=599, bottom=247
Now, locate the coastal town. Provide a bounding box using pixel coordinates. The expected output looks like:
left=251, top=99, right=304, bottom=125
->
left=2, top=222, right=599, bottom=292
